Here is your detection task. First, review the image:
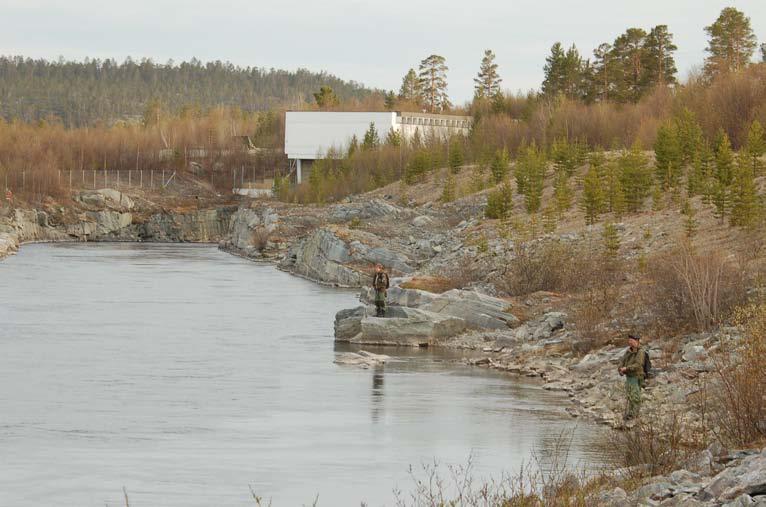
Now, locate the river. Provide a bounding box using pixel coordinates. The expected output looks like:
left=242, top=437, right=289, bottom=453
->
left=0, top=243, right=595, bottom=506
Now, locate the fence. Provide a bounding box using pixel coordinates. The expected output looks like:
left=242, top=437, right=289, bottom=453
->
left=1, top=166, right=285, bottom=194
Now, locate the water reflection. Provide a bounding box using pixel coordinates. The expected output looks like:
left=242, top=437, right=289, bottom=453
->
left=371, top=365, right=385, bottom=423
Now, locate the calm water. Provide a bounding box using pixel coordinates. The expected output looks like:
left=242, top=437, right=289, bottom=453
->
left=0, top=243, right=593, bottom=506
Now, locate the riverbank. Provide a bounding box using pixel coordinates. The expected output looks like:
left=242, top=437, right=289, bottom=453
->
left=3, top=182, right=764, bottom=506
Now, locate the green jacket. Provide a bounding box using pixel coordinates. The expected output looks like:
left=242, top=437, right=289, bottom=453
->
left=619, top=346, right=647, bottom=379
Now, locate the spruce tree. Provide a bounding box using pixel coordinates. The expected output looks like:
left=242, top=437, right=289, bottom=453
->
left=654, top=121, right=683, bottom=189
left=605, top=159, right=627, bottom=216
left=542, top=204, right=557, bottom=233
left=602, top=222, right=621, bottom=260
left=485, top=182, right=513, bottom=219
left=517, top=143, right=547, bottom=214
left=474, top=49, right=502, bottom=100
left=384, top=91, right=396, bottom=110
left=704, top=7, right=758, bottom=77
left=553, top=169, right=572, bottom=216
left=313, top=86, right=339, bottom=109
left=618, top=145, right=653, bottom=212
left=682, top=200, right=698, bottom=238
left=385, top=128, right=402, bottom=147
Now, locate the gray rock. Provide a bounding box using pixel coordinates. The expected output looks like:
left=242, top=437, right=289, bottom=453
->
left=280, top=228, right=366, bottom=287
left=356, top=307, right=467, bottom=346
left=682, top=344, right=708, bottom=363
left=334, top=306, right=366, bottom=340
left=76, top=188, right=135, bottom=211
left=412, top=215, right=433, bottom=227
left=334, top=350, right=390, bottom=368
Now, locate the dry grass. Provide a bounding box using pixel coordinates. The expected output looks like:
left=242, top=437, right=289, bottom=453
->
left=400, top=276, right=459, bottom=294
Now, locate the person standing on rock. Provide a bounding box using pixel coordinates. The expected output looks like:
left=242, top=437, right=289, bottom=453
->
left=372, top=263, right=389, bottom=317
left=618, top=333, right=647, bottom=421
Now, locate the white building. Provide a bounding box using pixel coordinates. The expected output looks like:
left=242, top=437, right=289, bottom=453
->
left=284, top=111, right=472, bottom=183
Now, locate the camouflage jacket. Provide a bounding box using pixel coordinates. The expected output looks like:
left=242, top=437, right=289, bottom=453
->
left=372, top=272, right=389, bottom=291
left=619, top=346, right=647, bottom=379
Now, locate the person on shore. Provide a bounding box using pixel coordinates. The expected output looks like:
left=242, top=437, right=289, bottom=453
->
left=618, top=333, right=647, bottom=421
left=372, top=263, right=389, bottom=317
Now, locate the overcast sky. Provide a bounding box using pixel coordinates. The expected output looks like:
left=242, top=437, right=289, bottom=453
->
left=2, top=0, right=765, bottom=103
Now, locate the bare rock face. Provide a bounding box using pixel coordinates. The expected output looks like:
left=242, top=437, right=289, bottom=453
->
left=281, top=228, right=367, bottom=287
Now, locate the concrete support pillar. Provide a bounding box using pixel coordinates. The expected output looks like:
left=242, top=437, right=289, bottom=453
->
left=296, top=159, right=302, bottom=184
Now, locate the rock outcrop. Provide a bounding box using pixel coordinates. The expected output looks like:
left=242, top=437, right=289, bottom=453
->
left=333, top=350, right=390, bottom=368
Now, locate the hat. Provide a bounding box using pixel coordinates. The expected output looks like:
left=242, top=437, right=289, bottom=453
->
left=627, top=333, right=641, bottom=341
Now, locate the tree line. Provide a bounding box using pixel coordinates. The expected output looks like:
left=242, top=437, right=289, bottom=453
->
left=0, top=56, right=375, bottom=127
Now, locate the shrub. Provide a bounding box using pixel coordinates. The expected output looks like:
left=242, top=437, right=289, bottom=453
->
left=251, top=227, right=271, bottom=252
left=643, top=244, right=747, bottom=333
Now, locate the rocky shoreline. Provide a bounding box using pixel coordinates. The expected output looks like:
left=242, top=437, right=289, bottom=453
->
left=3, top=188, right=763, bottom=506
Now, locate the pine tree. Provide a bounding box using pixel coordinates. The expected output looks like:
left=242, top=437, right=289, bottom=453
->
left=485, top=182, right=513, bottom=218
left=730, top=153, right=760, bottom=227
left=542, top=43, right=567, bottom=97
left=385, top=128, right=402, bottom=147
left=542, top=204, right=558, bottom=233
left=618, top=145, right=653, bottom=212
left=692, top=141, right=716, bottom=199
left=313, top=86, right=339, bottom=109
left=714, top=130, right=735, bottom=187
left=682, top=200, right=698, bottom=238
left=448, top=139, right=464, bottom=174
left=347, top=135, right=359, bottom=158
left=592, top=43, right=613, bottom=102
left=674, top=108, right=704, bottom=166
left=712, top=180, right=731, bottom=223
left=651, top=184, right=665, bottom=211
left=704, top=7, right=758, bottom=77
left=654, top=121, right=683, bottom=189
left=580, top=162, right=605, bottom=225
left=418, top=55, right=451, bottom=113
left=474, top=49, right=502, bottom=100
left=611, top=28, right=648, bottom=102
left=553, top=169, right=572, bottom=216
left=441, top=171, right=456, bottom=203
left=517, top=143, right=547, bottom=214
left=362, top=122, right=380, bottom=150
left=642, top=25, right=678, bottom=87
left=405, top=151, right=430, bottom=184
left=744, top=120, right=765, bottom=177
left=602, top=222, right=621, bottom=260
left=398, top=68, right=422, bottom=104
left=542, top=43, right=586, bottom=99
left=490, top=148, right=510, bottom=184
left=383, top=90, right=396, bottom=111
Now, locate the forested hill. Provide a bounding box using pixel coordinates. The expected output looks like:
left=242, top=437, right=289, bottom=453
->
left=0, top=56, right=375, bottom=126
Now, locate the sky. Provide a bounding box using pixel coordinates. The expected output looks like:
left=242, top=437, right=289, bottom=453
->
left=1, top=0, right=765, bottom=104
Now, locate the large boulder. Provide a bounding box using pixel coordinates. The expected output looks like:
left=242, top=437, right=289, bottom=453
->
left=328, top=199, right=404, bottom=223
left=226, top=207, right=279, bottom=252
left=360, top=286, right=517, bottom=330
left=89, top=211, right=133, bottom=236
left=334, top=306, right=366, bottom=340
left=358, top=307, right=467, bottom=346
left=75, top=189, right=134, bottom=212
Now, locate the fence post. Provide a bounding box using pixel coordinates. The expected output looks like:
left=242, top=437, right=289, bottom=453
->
left=22, top=171, right=25, bottom=191
left=116, top=170, right=120, bottom=187
left=151, top=170, right=154, bottom=189
left=104, top=169, right=108, bottom=188
left=140, top=170, right=143, bottom=188
left=161, top=170, right=165, bottom=188
left=93, top=170, right=96, bottom=189
left=128, top=170, right=131, bottom=187
left=69, top=170, right=72, bottom=190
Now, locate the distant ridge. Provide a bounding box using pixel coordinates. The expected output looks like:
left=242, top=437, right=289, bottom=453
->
left=0, top=56, right=377, bottom=126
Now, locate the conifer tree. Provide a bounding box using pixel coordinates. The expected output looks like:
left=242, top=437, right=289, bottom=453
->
left=404, top=151, right=430, bottom=184
left=313, top=86, right=339, bottom=109
left=651, top=184, right=665, bottom=211
left=485, top=182, right=513, bottom=218
left=674, top=108, right=704, bottom=166
left=384, top=90, right=396, bottom=110
left=704, top=7, right=758, bottom=77
left=542, top=43, right=587, bottom=99
left=618, top=145, right=653, bottom=212
left=490, top=148, right=510, bottom=184
left=605, top=159, right=627, bottom=216
left=682, top=200, right=698, bottom=238
left=553, top=169, right=573, bottom=216
left=448, top=138, right=464, bottom=174
left=714, top=130, right=735, bottom=187
left=517, top=143, right=547, bottom=214
left=592, top=43, right=613, bottom=102
left=642, top=25, right=678, bottom=87
left=730, top=153, right=760, bottom=227
left=602, top=222, right=621, bottom=260
left=611, top=28, right=648, bottom=102
left=347, top=135, right=359, bottom=158
left=654, top=121, right=683, bottom=189
left=542, top=204, right=558, bottom=233
left=385, top=128, right=402, bottom=147
left=692, top=141, right=716, bottom=199
left=474, top=49, right=502, bottom=100
left=418, top=55, right=451, bottom=113
left=398, top=68, right=422, bottom=104
left=580, top=162, right=606, bottom=225
left=744, top=120, right=765, bottom=177
left=362, top=122, right=380, bottom=150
